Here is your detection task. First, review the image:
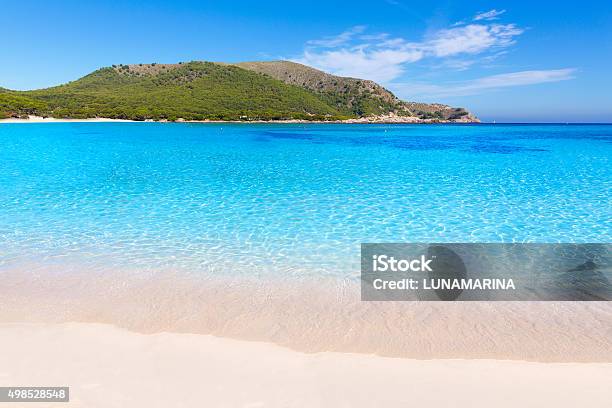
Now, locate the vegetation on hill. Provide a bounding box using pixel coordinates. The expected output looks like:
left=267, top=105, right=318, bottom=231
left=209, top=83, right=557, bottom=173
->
left=0, top=61, right=477, bottom=122
left=235, top=61, right=404, bottom=117
left=235, top=61, right=474, bottom=120
left=0, top=91, right=47, bottom=119
left=6, top=62, right=345, bottom=121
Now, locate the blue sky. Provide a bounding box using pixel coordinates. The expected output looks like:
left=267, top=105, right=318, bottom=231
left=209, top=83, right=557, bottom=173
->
left=2, top=0, right=611, bottom=122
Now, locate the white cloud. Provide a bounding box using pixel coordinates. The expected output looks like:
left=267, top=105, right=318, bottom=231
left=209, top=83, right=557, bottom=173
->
left=297, top=47, right=423, bottom=83
left=392, top=69, right=577, bottom=99
left=436, top=59, right=478, bottom=71
left=474, top=9, right=506, bottom=21
left=292, top=11, right=576, bottom=99
left=306, top=25, right=366, bottom=48
left=294, top=16, right=523, bottom=83
left=427, top=24, right=523, bottom=57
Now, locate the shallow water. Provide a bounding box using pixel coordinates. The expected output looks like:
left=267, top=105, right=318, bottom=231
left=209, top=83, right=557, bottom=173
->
left=0, top=123, right=610, bottom=278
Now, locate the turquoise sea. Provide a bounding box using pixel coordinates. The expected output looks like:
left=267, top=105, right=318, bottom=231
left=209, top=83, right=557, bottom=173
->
left=0, top=123, right=610, bottom=278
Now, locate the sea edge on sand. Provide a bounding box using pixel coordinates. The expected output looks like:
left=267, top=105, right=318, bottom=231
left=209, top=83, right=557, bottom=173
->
left=1, top=321, right=611, bottom=408
left=1, top=264, right=611, bottom=363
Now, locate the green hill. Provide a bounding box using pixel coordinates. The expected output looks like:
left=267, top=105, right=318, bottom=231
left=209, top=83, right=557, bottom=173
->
left=235, top=61, right=476, bottom=120
left=234, top=61, right=405, bottom=117
left=0, top=61, right=477, bottom=122
left=0, top=91, right=48, bottom=119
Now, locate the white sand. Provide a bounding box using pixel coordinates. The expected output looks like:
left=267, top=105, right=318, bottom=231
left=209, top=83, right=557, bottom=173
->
left=0, top=115, right=135, bottom=123
left=1, top=322, right=610, bottom=408
left=1, top=263, right=611, bottom=405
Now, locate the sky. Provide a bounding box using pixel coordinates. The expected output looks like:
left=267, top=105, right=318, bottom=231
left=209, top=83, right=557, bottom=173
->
left=1, top=0, right=611, bottom=122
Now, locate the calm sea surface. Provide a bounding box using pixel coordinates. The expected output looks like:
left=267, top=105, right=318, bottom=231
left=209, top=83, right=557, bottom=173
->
left=0, top=123, right=610, bottom=278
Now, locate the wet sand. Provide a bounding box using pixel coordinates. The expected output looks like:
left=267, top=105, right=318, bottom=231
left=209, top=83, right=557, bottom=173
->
left=1, top=263, right=611, bottom=362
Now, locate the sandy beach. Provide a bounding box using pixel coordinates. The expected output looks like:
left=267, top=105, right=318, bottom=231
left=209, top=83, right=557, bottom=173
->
left=2, top=263, right=609, bottom=407
left=1, top=263, right=611, bottom=362
left=0, top=116, right=136, bottom=123
left=1, top=322, right=611, bottom=408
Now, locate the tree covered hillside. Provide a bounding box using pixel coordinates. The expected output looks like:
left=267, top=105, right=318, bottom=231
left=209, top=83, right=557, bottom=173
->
left=0, top=61, right=477, bottom=122
left=2, top=62, right=345, bottom=121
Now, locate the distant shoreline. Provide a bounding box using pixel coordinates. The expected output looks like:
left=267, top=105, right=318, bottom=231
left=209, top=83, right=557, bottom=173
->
left=0, top=115, right=477, bottom=125
left=0, top=117, right=134, bottom=124
left=2, top=116, right=609, bottom=125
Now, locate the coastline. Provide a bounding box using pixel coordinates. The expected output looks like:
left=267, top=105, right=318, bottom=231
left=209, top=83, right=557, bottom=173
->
left=1, top=262, right=610, bottom=363
left=0, top=117, right=136, bottom=124
left=1, top=322, right=610, bottom=408
left=0, top=114, right=479, bottom=124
